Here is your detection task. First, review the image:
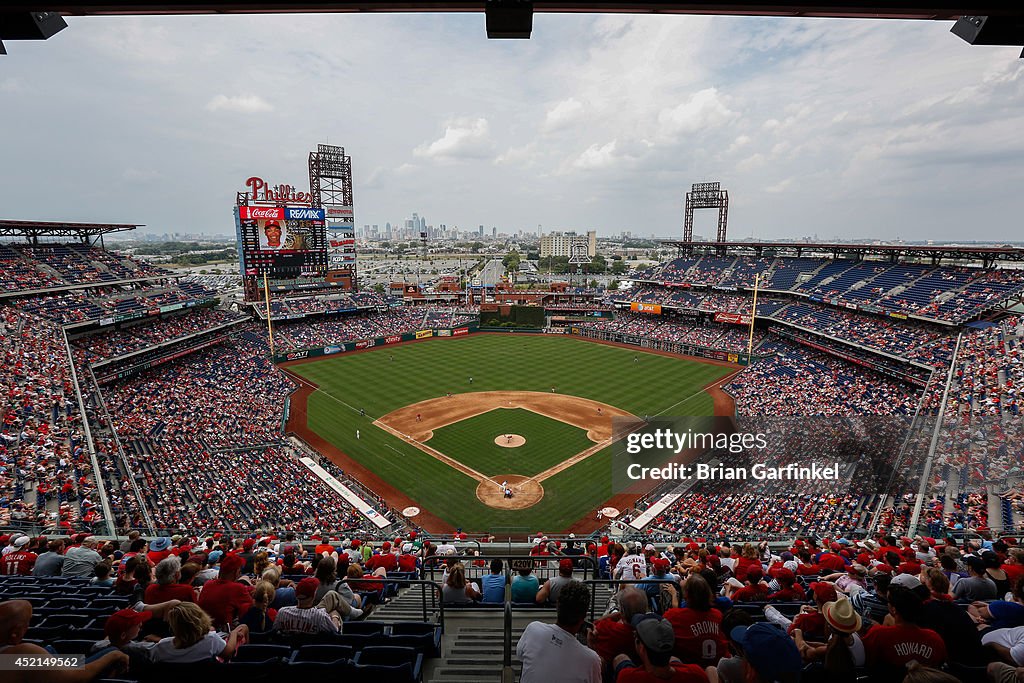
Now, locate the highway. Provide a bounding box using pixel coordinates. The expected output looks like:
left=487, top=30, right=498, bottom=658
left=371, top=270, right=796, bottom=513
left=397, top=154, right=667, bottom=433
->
left=477, top=258, right=505, bottom=287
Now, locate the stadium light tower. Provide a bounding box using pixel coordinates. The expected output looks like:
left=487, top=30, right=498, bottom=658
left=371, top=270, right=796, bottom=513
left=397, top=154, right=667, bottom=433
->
left=683, top=182, right=729, bottom=243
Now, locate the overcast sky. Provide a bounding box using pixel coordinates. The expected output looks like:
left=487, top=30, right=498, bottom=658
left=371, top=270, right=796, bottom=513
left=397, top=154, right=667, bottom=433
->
left=1, top=13, right=1022, bottom=241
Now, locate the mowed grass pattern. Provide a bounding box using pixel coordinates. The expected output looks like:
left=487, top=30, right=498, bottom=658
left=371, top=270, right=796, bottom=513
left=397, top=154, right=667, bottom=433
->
left=292, top=334, right=733, bottom=531
left=427, top=408, right=594, bottom=478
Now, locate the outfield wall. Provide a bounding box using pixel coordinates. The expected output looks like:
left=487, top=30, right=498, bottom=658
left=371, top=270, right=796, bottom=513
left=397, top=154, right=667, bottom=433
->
left=273, top=324, right=479, bottom=362
left=568, top=326, right=760, bottom=366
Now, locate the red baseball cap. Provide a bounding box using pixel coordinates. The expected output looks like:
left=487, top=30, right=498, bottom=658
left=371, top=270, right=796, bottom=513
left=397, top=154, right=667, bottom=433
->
left=352, top=539, right=362, bottom=548
left=382, top=542, right=391, bottom=551
left=776, top=568, right=795, bottom=582
left=104, top=609, right=152, bottom=637
left=243, top=538, right=255, bottom=549
left=296, top=577, right=320, bottom=599
left=652, top=558, right=671, bottom=571
left=810, top=582, right=838, bottom=603
left=559, top=559, right=574, bottom=571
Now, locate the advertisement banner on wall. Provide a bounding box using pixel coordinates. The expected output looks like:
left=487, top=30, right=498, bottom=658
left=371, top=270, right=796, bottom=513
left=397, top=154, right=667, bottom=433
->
left=453, top=327, right=469, bottom=336
left=714, top=312, right=752, bottom=325
left=631, top=302, right=662, bottom=314
left=415, top=330, right=434, bottom=339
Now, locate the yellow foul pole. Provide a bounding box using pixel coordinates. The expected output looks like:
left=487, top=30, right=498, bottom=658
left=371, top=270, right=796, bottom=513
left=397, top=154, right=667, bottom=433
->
left=263, top=271, right=275, bottom=357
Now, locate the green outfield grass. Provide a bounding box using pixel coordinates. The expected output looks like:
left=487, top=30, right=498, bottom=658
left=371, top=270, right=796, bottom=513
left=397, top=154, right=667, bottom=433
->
left=427, top=408, right=594, bottom=478
left=290, top=333, right=733, bottom=531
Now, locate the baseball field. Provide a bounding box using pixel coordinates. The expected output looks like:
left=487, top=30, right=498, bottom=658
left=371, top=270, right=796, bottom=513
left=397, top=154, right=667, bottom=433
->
left=284, top=333, right=736, bottom=534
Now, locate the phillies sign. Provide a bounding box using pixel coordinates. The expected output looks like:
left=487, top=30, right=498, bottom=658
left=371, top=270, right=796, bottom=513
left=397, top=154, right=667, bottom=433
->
left=244, top=176, right=314, bottom=205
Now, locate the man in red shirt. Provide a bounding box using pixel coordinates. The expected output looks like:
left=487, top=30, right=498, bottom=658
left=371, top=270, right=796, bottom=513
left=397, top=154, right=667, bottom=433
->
left=787, top=583, right=837, bottom=641
left=729, top=569, right=769, bottom=603
left=1, top=536, right=37, bottom=576
left=366, top=542, right=398, bottom=572
left=767, top=569, right=805, bottom=602
left=588, top=587, right=648, bottom=666
left=196, top=552, right=252, bottom=628
left=816, top=543, right=847, bottom=572
left=145, top=556, right=197, bottom=604
left=862, top=585, right=947, bottom=672
left=146, top=537, right=173, bottom=565
left=397, top=544, right=418, bottom=573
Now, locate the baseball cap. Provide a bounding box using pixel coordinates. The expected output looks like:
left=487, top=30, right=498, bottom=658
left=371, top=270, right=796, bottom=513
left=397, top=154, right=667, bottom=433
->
left=12, top=536, right=30, bottom=548
left=890, top=573, right=923, bottom=590
left=559, top=558, right=574, bottom=571
left=730, top=623, right=802, bottom=681
left=104, top=609, right=152, bottom=637
left=207, top=550, right=223, bottom=564
left=652, top=558, right=670, bottom=572
left=382, top=542, right=392, bottom=551
left=295, top=577, right=320, bottom=599
left=810, top=582, right=838, bottom=603
left=632, top=614, right=674, bottom=655
left=243, top=538, right=255, bottom=550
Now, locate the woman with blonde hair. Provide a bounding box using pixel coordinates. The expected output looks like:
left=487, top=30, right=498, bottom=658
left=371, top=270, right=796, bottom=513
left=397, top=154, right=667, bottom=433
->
left=240, top=580, right=276, bottom=633
left=442, top=563, right=481, bottom=604
left=150, top=602, right=248, bottom=663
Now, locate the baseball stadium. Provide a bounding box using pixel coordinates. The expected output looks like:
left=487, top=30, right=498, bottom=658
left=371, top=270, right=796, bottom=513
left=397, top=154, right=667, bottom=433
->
left=2, top=4, right=1024, bottom=683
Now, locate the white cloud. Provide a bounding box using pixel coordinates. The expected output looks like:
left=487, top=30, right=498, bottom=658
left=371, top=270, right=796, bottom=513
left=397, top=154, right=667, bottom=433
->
left=413, top=117, right=492, bottom=161
left=205, top=94, right=273, bottom=113
left=656, top=88, right=738, bottom=141
left=543, top=98, right=585, bottom=132
left=572, top=140, right=619, bottom=171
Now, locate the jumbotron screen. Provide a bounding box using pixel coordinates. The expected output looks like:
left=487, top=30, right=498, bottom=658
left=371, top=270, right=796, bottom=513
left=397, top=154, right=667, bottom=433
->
left=235, top=205, right=327, bottom=278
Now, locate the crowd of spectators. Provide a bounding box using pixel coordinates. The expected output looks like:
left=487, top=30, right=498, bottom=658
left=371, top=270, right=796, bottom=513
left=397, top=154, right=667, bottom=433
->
left=72, top=308, right=246, bottom=362
left=0, top=243, right=168, bottom=294
left=16, top=280, right=219, bottom=326
left=0, top=307, right=102, bottom=533
left=100, top=329, right=292, bottom=450
left=274, top=306, right=478, bottom=352
left=771, top=302, right=955, bottom=369
left=633, top=253, right=1024, bottom=323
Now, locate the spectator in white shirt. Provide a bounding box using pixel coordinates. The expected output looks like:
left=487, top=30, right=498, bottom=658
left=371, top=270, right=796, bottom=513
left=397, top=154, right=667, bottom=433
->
left=517, top=580, right=601, bottom=683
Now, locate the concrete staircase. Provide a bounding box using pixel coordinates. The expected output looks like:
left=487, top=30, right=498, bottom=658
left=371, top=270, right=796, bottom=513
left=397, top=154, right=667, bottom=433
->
left=371, top=581, right=616, bottom=683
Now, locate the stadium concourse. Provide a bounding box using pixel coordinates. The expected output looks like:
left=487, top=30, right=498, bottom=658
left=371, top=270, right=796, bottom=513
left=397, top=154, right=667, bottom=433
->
left=1, top=230, right=1024, bottom=681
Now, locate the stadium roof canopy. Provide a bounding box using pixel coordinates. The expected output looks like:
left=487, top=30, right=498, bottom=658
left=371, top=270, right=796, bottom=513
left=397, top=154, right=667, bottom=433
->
left=663, top=240, right=1024, bottom=266
left=5, top=3, right=1024, bottom=55
left=0, top=219, right=142, bottom=243
left=0, top=2, right=1009, bottom=18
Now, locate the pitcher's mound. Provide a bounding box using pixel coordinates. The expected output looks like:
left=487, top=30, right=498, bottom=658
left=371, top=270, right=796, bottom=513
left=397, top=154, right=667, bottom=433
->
left=494, top=434, right=526, bottom=448
left=476, top=474, right=544, bottom=510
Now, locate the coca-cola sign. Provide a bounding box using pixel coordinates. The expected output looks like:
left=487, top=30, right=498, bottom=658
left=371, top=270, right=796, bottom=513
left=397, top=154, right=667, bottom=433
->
left=239, top=206, right=285, bottom=220
left=244, top=176, right=314, bottom=205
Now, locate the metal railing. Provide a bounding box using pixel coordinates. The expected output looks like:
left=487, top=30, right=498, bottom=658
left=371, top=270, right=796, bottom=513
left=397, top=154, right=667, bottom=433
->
left=346, top=577, right=445, bottom=628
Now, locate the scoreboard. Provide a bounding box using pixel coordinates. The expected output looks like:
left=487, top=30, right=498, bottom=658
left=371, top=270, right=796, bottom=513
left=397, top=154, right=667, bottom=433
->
left=235, top=205, right=327, bottom=278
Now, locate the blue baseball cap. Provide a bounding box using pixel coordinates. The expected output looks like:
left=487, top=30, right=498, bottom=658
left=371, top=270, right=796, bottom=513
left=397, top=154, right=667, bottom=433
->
left=730, top=623, right=802, bottom=681
left=208, top=550, right=224, bottom=564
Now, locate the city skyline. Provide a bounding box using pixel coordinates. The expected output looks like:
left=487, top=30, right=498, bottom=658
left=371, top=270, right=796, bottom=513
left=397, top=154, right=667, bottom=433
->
left=1, top=13, right=1023, bottom=242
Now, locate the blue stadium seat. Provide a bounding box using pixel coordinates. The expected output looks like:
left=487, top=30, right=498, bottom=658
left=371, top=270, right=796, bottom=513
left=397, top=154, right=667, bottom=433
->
left=290, top=644, right=355, bottom=663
